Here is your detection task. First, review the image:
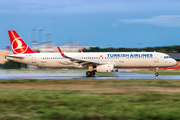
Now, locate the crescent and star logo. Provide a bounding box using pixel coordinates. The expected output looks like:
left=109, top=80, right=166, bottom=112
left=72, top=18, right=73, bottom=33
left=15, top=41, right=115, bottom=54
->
left=11, top=37, right=28, bottom=54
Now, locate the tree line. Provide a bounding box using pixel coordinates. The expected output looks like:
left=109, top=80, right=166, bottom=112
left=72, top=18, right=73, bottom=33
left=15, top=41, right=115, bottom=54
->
left=83, top=45, right=180, bottom=53
left=0, top=60, right=27, bottom=69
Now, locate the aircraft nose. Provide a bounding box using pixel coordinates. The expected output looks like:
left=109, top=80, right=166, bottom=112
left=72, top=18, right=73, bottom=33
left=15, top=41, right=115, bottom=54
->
left=171, top=59, right=177, bottom=66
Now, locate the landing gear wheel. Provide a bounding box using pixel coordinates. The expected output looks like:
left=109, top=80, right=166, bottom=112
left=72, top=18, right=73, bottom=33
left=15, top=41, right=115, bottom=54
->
left=155, top=72, right=159, bottom=77
left=90, top=71, right=95, bottom=77
left=155, top=68, right=159, bottom=77
left=86, top=71, right=96, bottom=77
left=86, top=71, right=91, bottom=77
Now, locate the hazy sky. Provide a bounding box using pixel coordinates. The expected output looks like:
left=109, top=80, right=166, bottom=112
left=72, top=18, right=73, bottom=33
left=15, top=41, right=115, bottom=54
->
left=1, top=0, right=180, bottom=49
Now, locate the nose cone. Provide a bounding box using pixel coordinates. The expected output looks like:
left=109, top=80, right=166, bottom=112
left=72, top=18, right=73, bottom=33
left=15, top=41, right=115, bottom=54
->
left=171, top=59, right=177, bottom=66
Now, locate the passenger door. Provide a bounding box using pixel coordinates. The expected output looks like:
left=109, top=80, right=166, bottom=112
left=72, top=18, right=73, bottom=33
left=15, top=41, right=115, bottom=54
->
left=154, top=54, right=159, bottom=62
left=32, top=54, right=36, bottom=63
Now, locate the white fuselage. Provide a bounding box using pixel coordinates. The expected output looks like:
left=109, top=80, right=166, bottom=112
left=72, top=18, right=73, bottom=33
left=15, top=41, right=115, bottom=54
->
left=6, top=52, right=177, bottom=68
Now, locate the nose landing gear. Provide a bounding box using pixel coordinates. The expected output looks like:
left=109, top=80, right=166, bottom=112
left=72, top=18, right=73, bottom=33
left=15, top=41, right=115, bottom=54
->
left=155, top=72, right=159, bottom=77
left=155, top=68, right=159, bottom=77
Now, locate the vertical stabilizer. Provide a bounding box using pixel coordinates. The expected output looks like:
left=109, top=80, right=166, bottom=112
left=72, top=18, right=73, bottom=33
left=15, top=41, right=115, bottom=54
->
left=8, top=30, right=36, bottom=54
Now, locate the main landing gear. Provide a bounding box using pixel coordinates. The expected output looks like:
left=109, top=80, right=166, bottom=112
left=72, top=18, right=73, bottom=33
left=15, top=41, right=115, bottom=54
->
left=86, top=71, right=95, bottom=77
left=86, top=66, right=96, bottom=77
left=155, top=68, right=159, bottom=77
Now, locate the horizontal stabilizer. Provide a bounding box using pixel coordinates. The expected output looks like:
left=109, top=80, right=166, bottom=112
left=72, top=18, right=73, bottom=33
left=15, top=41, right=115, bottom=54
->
left=5, top=55, right=24, bottom=59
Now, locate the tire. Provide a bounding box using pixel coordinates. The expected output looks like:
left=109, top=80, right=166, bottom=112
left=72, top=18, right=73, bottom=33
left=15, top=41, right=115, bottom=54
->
left=90, top=71, right=95, bottom=77
left=86, top=71, right=91, bottom=77
left=155, top=72, right=159, bottom=77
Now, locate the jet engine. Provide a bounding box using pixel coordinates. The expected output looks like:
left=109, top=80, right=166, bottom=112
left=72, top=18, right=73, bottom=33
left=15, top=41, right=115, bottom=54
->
left=96, top=64, right=114, bottom=73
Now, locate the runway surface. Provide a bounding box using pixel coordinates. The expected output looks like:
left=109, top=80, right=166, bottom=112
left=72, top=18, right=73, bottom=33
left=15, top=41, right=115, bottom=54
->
left=0, top=69, right=180, bottom=79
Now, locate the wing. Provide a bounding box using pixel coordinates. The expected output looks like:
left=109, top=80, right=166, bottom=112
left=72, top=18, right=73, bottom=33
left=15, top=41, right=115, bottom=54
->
left=57, top=47, right=104, bottom=67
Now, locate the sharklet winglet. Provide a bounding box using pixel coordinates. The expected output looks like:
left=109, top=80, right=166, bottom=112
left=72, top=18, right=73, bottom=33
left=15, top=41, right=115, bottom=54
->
left=79, top=49, right=83, bottom=53
left=57, top=47, right=65, bottom=57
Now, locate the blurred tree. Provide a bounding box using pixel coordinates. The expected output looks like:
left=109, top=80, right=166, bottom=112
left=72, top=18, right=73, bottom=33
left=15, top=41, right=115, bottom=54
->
left=3, top=60, right=27, bottom=69
left=83, top=46, right=180, bottom=53
left=0, top=64, right=3, bottom=69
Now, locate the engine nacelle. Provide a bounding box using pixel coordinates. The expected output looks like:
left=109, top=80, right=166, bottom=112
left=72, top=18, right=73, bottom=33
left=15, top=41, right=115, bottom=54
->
left=96, top=64, right=114, bottom=73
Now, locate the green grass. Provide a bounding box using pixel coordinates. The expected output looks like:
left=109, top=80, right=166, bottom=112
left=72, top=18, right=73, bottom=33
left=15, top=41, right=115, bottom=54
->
left=1, top=79, right=180, bottom=119
left=123, top=69, right=180, bottom=75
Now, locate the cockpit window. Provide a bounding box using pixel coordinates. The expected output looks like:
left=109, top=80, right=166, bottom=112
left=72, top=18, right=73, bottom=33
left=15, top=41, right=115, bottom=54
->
left=164, top=56, right=171, bottom=59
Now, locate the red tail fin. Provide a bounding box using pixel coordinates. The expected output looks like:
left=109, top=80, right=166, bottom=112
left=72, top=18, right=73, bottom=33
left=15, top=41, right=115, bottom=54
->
left=8, top=30, right=36, bottom=54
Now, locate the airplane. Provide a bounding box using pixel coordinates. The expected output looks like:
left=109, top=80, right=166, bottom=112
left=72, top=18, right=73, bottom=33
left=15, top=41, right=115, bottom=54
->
left=5, top=30, right=177, bottom=77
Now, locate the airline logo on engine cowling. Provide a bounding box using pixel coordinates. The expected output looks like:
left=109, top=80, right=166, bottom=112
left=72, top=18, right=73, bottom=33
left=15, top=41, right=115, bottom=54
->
left=11, top=37, right=28, bottom=54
